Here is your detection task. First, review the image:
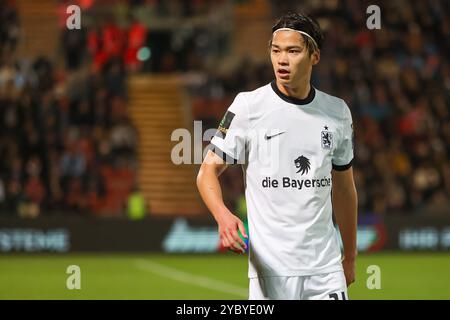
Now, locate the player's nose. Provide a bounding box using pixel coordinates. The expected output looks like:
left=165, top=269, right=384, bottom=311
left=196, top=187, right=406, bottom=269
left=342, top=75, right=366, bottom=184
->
left=278, top=52, right=289, bottom=65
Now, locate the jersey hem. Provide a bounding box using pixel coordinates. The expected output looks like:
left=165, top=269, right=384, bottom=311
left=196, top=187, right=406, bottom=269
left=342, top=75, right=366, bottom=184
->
left=248, top=265, right=343, bottom=279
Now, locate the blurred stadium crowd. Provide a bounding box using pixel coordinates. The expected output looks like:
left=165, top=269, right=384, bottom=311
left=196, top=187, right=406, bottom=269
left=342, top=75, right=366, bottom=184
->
left=0, top=0, right=138, bottom=217
left=0, top=0, right=449, bottom=217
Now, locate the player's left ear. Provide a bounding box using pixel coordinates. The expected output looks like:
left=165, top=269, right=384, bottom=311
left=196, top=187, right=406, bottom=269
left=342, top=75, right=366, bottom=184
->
left=311, top=50, right=320, bottom=65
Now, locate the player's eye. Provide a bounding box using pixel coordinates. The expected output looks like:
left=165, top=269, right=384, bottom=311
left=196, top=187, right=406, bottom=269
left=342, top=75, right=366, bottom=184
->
left=289, top=49, right=300, bottom=54
left=271, top=49, right=280, bottom=54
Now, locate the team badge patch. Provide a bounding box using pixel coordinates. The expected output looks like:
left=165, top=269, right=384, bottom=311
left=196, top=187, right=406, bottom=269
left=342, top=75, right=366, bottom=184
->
left=215, top=111, right=235, bottom=138
left=321, top=126, right=333, bottom=149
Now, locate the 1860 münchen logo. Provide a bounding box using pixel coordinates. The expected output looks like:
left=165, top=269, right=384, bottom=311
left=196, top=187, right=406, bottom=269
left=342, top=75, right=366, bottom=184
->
left=321, top=125, right=333, bottom=149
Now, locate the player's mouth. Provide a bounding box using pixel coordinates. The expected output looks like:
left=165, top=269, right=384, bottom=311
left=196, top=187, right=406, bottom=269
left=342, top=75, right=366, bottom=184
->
left=277, top=69, right=290, bottom=79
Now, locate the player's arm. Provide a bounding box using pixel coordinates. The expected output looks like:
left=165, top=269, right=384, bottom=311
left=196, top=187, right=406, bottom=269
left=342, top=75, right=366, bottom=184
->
left=332, top=167, right=358, bottom=286
left=196, top=150, right=247, bottom=253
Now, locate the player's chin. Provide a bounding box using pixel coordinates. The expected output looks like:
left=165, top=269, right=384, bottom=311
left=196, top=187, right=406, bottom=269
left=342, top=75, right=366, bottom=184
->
left=276, top=74, right=291, bottom=83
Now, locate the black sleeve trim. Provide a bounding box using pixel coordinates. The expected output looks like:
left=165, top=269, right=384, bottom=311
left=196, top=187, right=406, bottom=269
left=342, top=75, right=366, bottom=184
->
left=210, top=143, right=238, bottom=165
left=332, top=159, right=353, bottom=171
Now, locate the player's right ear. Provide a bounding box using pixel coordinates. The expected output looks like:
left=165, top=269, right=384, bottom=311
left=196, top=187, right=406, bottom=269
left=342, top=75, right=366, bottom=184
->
left=311, top=49, right=320, bottom=65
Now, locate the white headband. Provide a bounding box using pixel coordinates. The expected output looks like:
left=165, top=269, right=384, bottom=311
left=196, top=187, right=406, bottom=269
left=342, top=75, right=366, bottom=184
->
left=273, top=27, right=319, bottom=50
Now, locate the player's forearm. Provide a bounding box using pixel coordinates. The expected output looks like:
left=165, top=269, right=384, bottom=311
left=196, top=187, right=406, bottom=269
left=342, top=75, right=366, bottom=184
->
left=332, top=186, right=358, bottom=260
left=196, top=167, right=229, bottom=222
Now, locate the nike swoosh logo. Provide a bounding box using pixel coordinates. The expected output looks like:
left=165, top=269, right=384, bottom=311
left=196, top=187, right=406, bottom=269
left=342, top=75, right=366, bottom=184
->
left=264, top=131, right=285, bottom=140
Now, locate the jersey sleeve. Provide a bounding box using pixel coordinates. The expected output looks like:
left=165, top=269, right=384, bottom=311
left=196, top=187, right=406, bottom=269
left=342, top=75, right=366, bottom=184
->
left=332, top=102, right=354, bottom=171
left=210, top=93, right=249, bottom=164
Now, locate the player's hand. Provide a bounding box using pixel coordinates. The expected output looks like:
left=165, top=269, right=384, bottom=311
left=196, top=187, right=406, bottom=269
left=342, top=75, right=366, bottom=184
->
left=342, top=257, right=356, bottom=287
left=217, top=210, right=247, bottom=254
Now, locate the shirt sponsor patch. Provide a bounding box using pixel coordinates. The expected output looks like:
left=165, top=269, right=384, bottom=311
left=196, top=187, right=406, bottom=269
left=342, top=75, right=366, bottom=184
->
left=215, top=111, right=235, bottom=138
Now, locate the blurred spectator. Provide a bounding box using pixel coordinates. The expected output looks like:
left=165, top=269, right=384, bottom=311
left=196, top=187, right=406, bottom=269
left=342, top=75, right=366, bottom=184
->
left=0, top=0, right=19, bottom=55
left=126, top=186, right=146, bottom=220
left=61, top=28, right=87, bottom=70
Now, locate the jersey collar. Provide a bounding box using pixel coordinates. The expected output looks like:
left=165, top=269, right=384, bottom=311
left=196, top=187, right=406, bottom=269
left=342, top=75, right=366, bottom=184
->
left=270, top=80, right=316, bottom=105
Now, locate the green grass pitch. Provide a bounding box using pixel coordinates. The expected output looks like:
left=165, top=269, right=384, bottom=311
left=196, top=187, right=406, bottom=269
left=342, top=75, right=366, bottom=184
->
left=0, top=253, right=449, bottom=299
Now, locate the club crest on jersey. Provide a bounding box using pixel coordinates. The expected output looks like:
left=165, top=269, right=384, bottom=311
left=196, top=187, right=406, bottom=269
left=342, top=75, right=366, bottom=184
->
left=294, top=155, right=310, bottom=175
left=321, top=126, right=333, bottom=149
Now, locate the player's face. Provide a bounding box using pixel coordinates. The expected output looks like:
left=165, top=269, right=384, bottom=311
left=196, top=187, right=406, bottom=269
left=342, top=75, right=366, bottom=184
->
left=270, top=30, right=319, bottom=87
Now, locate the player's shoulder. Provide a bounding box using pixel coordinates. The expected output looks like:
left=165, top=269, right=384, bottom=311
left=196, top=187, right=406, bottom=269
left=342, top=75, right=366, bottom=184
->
left=230, top=83, right=272, bottom=113
left=241, top=82, right=272, bottom=98
left=234, top=83, right=271, bottom=103
left=315, top=88, right=352, bottom=120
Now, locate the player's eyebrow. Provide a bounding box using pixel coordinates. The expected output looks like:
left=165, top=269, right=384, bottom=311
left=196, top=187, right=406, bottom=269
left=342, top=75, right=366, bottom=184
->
left=271, top=44, right=302, bottom=50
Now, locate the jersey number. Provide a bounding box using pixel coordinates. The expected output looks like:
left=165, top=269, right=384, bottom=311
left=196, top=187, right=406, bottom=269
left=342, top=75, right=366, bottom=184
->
left=329, top=292, right=347, bottom=300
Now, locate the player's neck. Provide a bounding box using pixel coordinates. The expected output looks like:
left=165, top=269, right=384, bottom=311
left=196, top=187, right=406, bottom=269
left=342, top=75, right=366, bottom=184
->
left=276, top=80, right=311, bottom=100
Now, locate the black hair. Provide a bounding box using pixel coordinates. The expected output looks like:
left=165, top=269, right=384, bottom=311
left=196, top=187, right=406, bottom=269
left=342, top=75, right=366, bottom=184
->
left=270, top=12, right=324, bottom=55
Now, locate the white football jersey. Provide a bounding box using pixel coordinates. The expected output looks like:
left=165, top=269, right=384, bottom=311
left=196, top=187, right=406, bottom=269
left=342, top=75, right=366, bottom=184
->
left=210, top=81, right=354, bottom=278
